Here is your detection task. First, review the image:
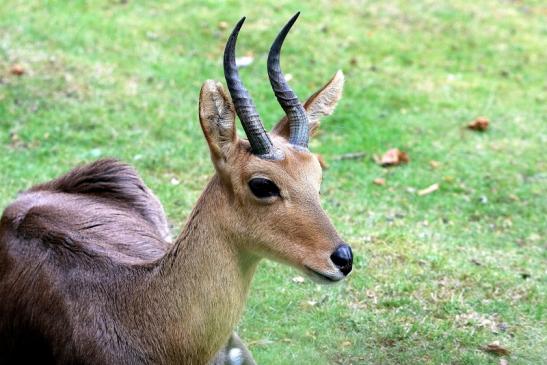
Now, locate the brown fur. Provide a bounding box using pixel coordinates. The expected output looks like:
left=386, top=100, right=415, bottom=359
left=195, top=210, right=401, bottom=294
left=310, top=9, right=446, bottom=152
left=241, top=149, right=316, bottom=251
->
left=0, top=72, right=345, bottom=364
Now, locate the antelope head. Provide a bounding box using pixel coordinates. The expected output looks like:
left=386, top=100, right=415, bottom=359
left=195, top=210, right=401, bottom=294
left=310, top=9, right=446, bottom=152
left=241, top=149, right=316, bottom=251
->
left=199, top=13, right=352, bottom=283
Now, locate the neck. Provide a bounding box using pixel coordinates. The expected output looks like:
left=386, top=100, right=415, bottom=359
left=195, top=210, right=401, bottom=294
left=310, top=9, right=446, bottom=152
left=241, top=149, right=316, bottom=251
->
left=142, top=175, right=259, bottom=362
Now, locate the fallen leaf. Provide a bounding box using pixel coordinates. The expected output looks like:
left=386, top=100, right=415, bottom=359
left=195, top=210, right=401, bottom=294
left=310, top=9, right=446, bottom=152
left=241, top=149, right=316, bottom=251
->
left=470, top=258, right=482, bottom=266
left=365, top=289, right=378, bottom=304
left=429, top=160, right=441, bottom=169
left=300, top=300, right=318, bottom=309
left=9, top=132, right=27, bottom=149
left=375, top=148, right=409, bottom=167
left=235, top=56, right=254, bottom=68
left=381, top=338, right=396, bottom=347
left=373, top=178, right=386, bottom=186
left=467, top=116, right=489, bottom=131
left=10, top=132, right=20, bottom=144
left=218, top=21, right=228, bottom=30
left=10, top=64, right=25, bottom=76
left=340, top=340, right=352, bottom=348
left=499, top=359, right=509, bottom=365
left=480, top=342, right=510, bottom=356
left=417, top=183, right=439, bottom=196
left=248, top=338, right=274, bottom=347
left=292, top=276, right=305, bottom=284
left=304, top=331, right=317, bottom=340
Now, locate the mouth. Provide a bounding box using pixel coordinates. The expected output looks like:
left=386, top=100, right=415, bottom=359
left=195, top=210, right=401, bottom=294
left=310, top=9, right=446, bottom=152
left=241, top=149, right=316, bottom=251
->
left=304, top=266, right=344, bottom=284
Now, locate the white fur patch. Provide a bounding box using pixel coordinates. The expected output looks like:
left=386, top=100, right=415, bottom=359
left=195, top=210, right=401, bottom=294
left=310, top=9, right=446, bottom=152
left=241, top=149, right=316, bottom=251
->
left=228, top=348, right=243, bottom=365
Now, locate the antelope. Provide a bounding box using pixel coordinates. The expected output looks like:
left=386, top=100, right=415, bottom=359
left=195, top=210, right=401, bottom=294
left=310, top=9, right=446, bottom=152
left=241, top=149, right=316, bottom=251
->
left=0, top=13, right=352, bottom=364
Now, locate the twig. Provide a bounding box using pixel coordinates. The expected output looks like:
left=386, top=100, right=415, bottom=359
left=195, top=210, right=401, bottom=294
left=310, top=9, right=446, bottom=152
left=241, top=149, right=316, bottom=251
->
left=333, top=152, right=367, bottom=161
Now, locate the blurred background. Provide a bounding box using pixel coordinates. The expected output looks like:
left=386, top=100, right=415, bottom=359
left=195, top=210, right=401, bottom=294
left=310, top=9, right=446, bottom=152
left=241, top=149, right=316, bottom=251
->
left=1, top=1, right=545, bottom=364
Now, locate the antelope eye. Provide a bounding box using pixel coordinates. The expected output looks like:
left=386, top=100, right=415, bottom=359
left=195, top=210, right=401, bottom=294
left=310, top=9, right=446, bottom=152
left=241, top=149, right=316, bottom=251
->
left=248, top=178, right=280, bottom=199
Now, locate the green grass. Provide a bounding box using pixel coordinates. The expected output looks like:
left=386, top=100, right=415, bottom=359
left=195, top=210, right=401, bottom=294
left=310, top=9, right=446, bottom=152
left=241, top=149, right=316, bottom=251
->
left=1, top=1, right=545, bottom=364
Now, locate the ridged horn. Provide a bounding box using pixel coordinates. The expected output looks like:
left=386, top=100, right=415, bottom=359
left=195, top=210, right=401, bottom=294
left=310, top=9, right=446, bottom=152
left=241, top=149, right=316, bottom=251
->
left=267, top=12, right=309, bottom=149
left=224, top=17, right=282, bottom=160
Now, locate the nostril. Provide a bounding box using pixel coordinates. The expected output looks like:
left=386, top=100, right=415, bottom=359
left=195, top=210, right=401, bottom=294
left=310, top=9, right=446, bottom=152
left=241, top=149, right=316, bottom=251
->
left=330, top=243, right=353, bottom=276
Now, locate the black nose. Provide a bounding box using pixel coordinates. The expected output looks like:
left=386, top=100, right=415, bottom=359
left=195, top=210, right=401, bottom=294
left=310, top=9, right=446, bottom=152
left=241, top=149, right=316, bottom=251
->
left=330, top=244, right=353, bottom=276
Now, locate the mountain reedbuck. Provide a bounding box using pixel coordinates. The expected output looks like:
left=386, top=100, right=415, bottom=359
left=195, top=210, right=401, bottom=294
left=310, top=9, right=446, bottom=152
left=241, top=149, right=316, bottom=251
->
left=0, top=13, right=352, bottom=364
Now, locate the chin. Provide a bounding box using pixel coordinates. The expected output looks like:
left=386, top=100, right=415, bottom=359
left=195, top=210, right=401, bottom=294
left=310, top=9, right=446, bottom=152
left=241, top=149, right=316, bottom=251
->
left=304, top=266, right=345, bottom=284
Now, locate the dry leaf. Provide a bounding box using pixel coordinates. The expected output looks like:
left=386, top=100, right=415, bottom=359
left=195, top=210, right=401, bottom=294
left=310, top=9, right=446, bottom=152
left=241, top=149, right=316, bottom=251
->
left=235, top=56, right=254, bottom=68
left=340, top=340, right=352, bottom=348
left=480, top=342, right=510, bottom=356
left=10, top=64, right=25, bottom=76
left=417, top=183, right=439, bottom=196
left=373, top=178, right=385, bottom=186
left=218, top=21, right=228, bottom=30
left=300, top=300, right=318, bottom=309
left=429, top=160, right=441, bottom=169
left=375, top=148, right=409, bottom=167
left=456, top=311, right=502, bottom=333
left=467, top=116, right=489, bottom=131
left=9, top=132, right=27, bottom=149
left=292, top=276, right=305, bottom=284
left=470, top=258, right=482, bottom=266
left=248, top=338, right=274, bottom=347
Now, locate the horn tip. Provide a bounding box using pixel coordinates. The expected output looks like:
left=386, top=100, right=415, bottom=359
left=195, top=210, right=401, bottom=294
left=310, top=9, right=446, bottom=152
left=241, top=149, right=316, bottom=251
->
left=284, top=12, right=300, bottom=30
left=235, top=16, right=246, bottom=29
left=228, top=17, right=247, bottom=42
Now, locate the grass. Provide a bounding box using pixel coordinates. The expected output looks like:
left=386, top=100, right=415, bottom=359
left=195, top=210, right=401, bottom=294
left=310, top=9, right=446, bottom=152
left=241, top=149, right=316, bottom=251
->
left=1, top=0, right=545, bottom=363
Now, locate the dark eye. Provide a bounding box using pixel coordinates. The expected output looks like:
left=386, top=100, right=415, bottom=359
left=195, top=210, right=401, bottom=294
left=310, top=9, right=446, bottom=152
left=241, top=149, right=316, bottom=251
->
left=248, top=178, right=281, bottom=199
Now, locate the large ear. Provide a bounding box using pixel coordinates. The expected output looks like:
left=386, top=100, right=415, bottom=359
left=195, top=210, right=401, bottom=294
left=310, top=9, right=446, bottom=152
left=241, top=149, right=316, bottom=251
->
left=272, top=70, right=344, bottom=138
left=199, top=80, right=237, bottom=169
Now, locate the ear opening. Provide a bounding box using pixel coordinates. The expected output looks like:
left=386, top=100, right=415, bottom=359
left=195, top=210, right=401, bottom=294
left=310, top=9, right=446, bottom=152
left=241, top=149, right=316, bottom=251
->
left=199, top=80, right=237, bottom=165
left=272, top=70, right=345, bottom=139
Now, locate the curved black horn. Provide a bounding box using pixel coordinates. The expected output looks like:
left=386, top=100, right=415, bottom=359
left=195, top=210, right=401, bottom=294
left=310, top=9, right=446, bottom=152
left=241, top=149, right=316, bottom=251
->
left=267, top=12, right=309, bottom=149
left=224, top=17, right=281, bottom=159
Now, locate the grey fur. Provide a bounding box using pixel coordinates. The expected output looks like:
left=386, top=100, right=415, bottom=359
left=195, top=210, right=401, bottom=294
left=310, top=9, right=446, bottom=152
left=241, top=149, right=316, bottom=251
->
left=0, top=159, right=254, bottom=364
